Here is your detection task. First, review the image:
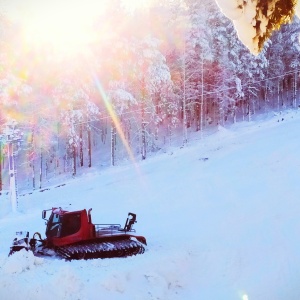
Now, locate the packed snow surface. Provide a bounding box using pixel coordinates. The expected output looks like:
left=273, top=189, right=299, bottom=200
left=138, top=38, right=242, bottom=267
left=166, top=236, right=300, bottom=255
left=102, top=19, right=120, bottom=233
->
left=1, top=110, right=300, bottom=299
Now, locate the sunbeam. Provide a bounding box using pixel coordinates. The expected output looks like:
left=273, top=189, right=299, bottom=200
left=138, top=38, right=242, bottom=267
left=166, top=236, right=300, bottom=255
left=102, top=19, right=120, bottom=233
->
left=92, top=73, right=137, bottom=166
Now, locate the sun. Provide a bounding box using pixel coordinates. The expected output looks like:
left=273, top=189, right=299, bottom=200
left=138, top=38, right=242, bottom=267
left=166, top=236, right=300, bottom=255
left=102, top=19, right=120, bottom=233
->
left=8, top=0, right=155, bottom=57
left=19, top=1, right=106, bottom=57
left=121, top=0, right=153, bottom=12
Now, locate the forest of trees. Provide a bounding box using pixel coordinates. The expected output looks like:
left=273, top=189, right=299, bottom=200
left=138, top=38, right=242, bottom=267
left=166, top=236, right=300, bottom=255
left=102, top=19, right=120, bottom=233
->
left=1, top=0, right=300, bottom=192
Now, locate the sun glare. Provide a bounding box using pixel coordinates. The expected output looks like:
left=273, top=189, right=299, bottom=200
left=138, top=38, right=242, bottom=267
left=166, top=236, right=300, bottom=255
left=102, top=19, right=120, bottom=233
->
left=122, top=0, right=153, bottom=12
left=9, top=0, right=155, bottom=56
left=20, top=2, right=105, bottom=56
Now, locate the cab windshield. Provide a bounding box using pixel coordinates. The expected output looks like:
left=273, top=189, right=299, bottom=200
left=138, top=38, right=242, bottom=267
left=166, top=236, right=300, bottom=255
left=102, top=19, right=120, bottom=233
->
left=46, top=213, right=62, bottom=237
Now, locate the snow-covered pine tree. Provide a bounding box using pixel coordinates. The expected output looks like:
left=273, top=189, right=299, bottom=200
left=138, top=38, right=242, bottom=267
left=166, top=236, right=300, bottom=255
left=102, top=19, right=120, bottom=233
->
left=53, top=78, right=99, bottom=175
left=265, top=16, right=300, bottom=110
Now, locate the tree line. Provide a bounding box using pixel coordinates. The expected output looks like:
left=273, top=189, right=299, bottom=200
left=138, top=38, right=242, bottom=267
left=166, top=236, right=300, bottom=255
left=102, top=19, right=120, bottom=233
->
left=0, top=0, right=300, bottom=192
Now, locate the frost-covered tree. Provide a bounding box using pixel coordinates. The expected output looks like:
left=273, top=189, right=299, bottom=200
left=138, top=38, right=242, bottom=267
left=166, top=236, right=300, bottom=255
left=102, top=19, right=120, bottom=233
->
left=215, top=14, right=268, bottom=122
left=53, top=78, right=99, bottom=175
left=134, top=36, right=173, bottom=159
left=103, top=33, right=173, bottom=161
left=107, top=82, right=137, bottom=166
left=266, top=16, right=300, bottom=110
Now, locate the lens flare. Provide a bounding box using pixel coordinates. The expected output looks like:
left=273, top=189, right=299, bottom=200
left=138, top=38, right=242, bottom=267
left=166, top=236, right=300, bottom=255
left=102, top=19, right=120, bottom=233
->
left=93, top=74, right=150, bottom=199
left=93, top=73, right=137, bottom=165
left=122, top=0, right=153, bottom=11
left=242, top=294, right=249, bottom=300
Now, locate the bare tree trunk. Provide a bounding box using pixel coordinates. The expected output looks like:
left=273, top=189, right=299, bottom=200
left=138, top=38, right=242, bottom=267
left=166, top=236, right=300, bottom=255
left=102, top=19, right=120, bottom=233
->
left=39, top=148, right=42, bottom=189
left=247, top=90, right=251, bottom=122
left=88, top=127, right=91, bottom=168
left=31, top=130, right=35, bottom=190
left=294, top=71, right=297, bottom=108
left=141, top=79, right=146, bottom=160
left=285, top=77, right=289, bottom=106
left=32, top=161, right=35, bottom=190
left=277, top=79, right=280, bottom=111
left=111, top=120, right=116, bottom=166
left=195, top=102, right=200, bottom=131
left=247, top=103, right=251, bottom=122
left=252, top=97, right=256, bottom=115
left=168, top=124, right=172, bottom=147
left=233, top=108, right=236, bottom=124
left=79, top=123, right=83, bottom=167
left=241, top=99, right=245, bottom=121
left=72, top=144, right=76, bottom=176
left=155, top=124, right=159, bottom=141
left=101, top=121, right=106, bottom=144
left=200, top=56, right=204, bottom=138
left=264, top=81, right=268, bottom=113
left=141, top=110, right=146, bottom=160
left=46, top=158, right=48, bottom=179
left=182, top=45, right=188, bottom=145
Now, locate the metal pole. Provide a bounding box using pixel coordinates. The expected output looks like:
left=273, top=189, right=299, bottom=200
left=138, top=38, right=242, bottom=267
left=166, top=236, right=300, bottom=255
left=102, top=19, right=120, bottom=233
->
left=8, top=141, right=17, bottom=212
left=2, top=120, right=22, bottom=213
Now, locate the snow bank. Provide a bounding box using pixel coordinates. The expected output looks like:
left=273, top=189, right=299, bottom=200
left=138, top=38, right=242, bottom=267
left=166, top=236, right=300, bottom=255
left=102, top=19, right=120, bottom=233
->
left=0, top=192, right=11, bottom=218
left=2, top=249, right=43, bottom=274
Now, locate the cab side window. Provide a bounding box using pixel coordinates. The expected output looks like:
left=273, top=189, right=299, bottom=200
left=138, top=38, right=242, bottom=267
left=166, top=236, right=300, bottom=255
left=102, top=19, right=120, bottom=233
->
left=61, top=213, right=81, bottom=237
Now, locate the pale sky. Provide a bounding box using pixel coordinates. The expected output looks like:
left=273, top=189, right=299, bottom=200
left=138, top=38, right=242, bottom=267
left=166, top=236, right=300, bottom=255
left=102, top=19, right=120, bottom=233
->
left=0, top=0, right=107, bottom=23
left=0, top=0, right=150, bottom=23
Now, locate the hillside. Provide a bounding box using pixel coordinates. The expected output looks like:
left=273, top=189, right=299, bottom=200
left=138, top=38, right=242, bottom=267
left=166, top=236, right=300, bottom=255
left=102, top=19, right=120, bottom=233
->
left=0, top=110, right=300, bottom=300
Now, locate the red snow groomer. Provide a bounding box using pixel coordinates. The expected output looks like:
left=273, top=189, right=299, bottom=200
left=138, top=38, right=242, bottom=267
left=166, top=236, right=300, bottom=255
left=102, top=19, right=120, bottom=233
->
left=9, top=208, right=147, bottom=260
